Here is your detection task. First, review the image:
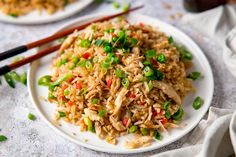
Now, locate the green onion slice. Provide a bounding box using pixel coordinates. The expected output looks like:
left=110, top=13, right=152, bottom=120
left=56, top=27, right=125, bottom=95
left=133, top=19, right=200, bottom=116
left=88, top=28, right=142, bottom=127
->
left=38, top=75, right=51, bottom=86
left=192, top=96, right=204, bottom=110
left=129, top=125, right=138, bottom=133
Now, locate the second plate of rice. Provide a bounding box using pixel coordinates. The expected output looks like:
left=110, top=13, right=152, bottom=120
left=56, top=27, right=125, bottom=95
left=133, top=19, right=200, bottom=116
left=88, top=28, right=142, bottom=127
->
left=28, top=13, right=214, bottom=154
left=0, top=0, right=93, bottom=24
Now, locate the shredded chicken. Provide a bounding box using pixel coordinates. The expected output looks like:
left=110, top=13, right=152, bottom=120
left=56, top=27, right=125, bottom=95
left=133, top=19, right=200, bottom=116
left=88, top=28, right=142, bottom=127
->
left=153, top=81, right=182, bottom=105
left=109, top=116, right=126, bottom=131
left=45, top=19, right=194, bottom=148
left=113, top=88, right=128, bottom=115
left=124, top=136, right=154, bottom=149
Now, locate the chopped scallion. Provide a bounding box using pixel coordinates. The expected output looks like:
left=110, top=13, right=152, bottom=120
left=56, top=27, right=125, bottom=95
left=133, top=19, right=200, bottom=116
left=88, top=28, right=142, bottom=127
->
left=122, top=3, right=130, bottom=11
left=157, top=54, right=166, bottom=63
left=94, top=39, right=104, bottom=47
left=80, top=39, right=91, bottom=48
left=79, top=88, right=87, bottom=95
left=187, top=72, right=201, bottom=80
left=115, top=69, right=126, bottom=78
left=192, top=96, right=204, bottom=110
left=172, top=107, right=184, bottom=121
left=4, top=73, right=15, bottom=88
left=145, top=49, right=156, bottom=58
left=154, top=130, right=161, bottom=140
left=168, top=36, right=174, bottom=44
left=144, top=66, right=154, bottom=77
left=0, top=135, right=7, bottom=142
left=122, top=78, right=130, bottom=88
left=58, top=111, right=66, bottom=117
left=129, top=125, right=138, bottom=133
left=84, top=117, right=95, bottom=132
left=28, top=113, right=36, bottom=121
left=98, top=109, right=106, bottom=117
left=38, top=75, right=51, bottom=86
left=140, top=128, right=150, bottom=136
left=9, top=71, right=20, bottom=82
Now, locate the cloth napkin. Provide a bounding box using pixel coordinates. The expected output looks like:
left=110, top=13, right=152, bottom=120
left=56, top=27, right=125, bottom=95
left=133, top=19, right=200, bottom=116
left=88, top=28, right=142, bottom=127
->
left=152, top=107, right=236, bottom=157
left=182, top=5, right=236, bottom=77
left=152, top=5, right=236, bottom=157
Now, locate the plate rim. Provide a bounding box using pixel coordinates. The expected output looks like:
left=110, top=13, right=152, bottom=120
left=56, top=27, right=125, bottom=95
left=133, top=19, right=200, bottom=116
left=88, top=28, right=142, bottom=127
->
left=27, top=13, right=214, bottom=154
left=0, top=0, right=93, bottom=25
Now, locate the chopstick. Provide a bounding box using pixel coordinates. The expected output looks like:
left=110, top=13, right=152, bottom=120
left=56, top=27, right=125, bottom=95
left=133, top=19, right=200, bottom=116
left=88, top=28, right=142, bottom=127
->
left=0, top=5, right=144, bottom=62
left=0, top=5, right=144, bottom=76
left=0, top=44, right=61, bottom=76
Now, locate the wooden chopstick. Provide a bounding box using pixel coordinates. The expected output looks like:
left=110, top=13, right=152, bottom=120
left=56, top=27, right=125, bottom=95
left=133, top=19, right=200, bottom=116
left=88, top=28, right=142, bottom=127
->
left=0, top=44, right=61, bottom=76
left=0, top=5, right=144, bottom=76
left=0, top=5, right=144, bottom=62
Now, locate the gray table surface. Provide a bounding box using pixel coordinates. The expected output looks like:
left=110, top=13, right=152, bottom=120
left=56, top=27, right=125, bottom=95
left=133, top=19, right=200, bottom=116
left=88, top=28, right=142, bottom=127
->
left=0, top=0, right=235, bottom=156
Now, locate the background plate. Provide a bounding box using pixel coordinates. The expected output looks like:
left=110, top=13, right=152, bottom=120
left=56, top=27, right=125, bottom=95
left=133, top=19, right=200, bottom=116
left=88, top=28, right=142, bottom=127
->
left=0, top=0, right=93, bottom=24
left=28, top=13, right=214, bottom=154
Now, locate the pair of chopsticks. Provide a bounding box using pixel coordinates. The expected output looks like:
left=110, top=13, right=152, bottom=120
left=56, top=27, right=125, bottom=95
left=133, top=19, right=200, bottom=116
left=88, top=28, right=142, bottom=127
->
left=0, top=5, right=144, bottom=76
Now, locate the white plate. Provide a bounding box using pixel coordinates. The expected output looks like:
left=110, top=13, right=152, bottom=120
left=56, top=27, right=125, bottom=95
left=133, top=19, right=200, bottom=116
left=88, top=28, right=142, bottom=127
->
left=28, top=13, right=214, bottom=154
left=0, top=0, right=93, bottom=24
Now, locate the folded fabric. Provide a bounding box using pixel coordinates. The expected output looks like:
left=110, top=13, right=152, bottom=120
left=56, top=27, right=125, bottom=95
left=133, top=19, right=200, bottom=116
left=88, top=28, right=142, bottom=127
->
left=152, top=107, right=236, bottom=157
left=152, top=7, right=236, bottom=156
left=182, top=5, right=236, bottom=77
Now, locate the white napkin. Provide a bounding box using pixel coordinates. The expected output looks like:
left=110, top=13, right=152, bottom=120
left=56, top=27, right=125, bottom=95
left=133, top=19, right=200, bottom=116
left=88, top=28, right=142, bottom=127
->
left=152, top=5, right=236, bottom=157
left=152, top=107, right=236, bottom=157
left=182, top=5, right=236, bottom=77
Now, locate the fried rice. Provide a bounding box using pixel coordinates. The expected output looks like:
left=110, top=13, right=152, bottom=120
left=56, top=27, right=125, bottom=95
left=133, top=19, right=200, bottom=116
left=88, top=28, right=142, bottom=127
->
left=39, top=18, right=194, bottom=148
left=0, top=0, right=75, bottom=16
